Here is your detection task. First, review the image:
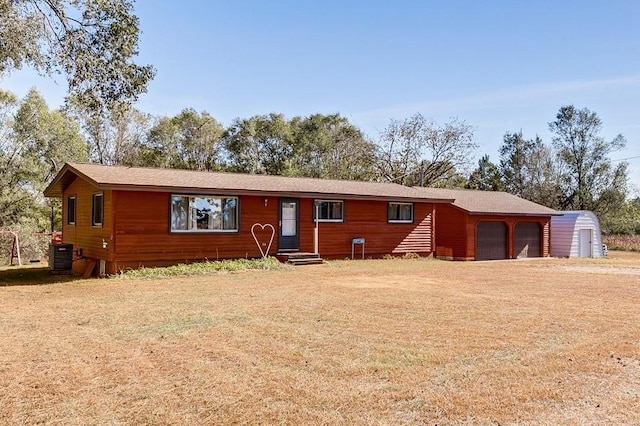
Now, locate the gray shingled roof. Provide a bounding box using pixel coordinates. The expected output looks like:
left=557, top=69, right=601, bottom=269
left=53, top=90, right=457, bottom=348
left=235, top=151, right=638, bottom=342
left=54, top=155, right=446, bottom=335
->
left=414, top=187, right=558, bottom=216
left=44, top=163, right=454, bottom=202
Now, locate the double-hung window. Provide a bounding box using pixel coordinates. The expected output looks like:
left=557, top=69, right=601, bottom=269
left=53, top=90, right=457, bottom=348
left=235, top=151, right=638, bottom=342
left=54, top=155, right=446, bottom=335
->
left=92, top=193, right=104, bottom=227
left=388, top=202, right=413, bottom=223
left=67, top=196, right=76, bottom=225
left=314, top=200, right=344, bottom=222
left=171, top=195, right=239, bottom=232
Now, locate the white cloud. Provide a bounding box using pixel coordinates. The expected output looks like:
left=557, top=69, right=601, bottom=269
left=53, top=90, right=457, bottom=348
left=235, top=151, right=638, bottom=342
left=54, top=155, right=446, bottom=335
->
left=354, top=74, right=640, bottom=123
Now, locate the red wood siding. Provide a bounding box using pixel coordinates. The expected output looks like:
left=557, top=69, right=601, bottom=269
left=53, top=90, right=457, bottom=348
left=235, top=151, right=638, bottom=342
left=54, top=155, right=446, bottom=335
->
left=297, top=199, right=434, bottom=258
left=435, top=204, right=471, bottom=259
left=112, top=192, right=280, bottom=267
left=79, top=191, right=438, bottom=273
left=61, top=177, right=114, bottom=274
left=61, top=179, right=553, bottom=271
left=435, top=204, right=551, bottom=260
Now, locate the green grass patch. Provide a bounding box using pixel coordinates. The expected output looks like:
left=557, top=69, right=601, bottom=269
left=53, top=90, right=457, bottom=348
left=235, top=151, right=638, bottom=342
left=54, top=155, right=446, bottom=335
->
left=113, top=256, right=290, bottom=280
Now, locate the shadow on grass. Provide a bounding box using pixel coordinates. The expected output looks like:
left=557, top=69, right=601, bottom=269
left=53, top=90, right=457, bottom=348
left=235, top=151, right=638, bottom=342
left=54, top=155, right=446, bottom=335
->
left=0, top=266, right=82, bottom=286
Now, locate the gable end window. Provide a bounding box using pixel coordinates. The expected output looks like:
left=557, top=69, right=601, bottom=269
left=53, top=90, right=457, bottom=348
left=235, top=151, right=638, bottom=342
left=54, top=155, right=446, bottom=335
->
left=313, top=200, right=344, bottom=222
left=67, top=196, right=76, bottom=225
left=171, top=195, right=239, bottom=232
left=92, top=193, right=104, bottom=227
left=388, top=202, right=413, bottom=223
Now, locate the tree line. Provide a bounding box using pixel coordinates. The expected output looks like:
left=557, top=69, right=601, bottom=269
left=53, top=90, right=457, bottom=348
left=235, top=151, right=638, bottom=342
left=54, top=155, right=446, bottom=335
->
left=0, top=88, right=478, bottom=225
left=2, top=88, right=636, bottom=233
left=467, top=105, right=633, bottom=233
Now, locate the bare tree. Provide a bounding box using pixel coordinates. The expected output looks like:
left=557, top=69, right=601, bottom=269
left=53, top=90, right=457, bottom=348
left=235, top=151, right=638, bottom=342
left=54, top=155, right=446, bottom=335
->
left=376, top=113, right=476, bottom=187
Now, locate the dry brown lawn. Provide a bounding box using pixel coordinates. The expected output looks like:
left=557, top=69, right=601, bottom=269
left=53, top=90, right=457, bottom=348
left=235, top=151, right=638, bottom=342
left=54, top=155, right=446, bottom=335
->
left=1, top=253, right=639, bottom=425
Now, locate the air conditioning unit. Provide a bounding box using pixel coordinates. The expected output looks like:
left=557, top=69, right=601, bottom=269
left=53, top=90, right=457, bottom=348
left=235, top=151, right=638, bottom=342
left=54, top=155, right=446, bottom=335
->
left=49, top=244, right=73, bottom=273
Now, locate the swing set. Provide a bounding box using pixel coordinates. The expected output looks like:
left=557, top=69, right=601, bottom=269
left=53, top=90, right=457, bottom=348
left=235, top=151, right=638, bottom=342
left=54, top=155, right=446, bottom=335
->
left=0, top=231, right=21, bottom=266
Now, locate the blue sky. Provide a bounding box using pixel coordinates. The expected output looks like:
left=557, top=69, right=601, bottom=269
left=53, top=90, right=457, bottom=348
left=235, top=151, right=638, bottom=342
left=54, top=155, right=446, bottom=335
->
left=3, top=1, right=640, bottom=190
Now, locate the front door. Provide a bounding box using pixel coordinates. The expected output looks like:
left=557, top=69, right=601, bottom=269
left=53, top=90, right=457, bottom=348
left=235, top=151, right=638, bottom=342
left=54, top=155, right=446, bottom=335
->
left=279, top=198, right=299, bottom=251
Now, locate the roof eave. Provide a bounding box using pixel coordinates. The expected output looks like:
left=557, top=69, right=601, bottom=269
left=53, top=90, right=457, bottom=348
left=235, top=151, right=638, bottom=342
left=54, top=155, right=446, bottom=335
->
left=99, top=183, right=455, bottom=203
left=43, top=163, right=100, bottom=198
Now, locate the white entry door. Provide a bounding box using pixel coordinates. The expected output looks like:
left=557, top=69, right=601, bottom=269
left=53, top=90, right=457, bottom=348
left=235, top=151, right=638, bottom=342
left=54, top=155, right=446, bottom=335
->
left=279, top=198, right=299, bottom=250
left=579, top=229, right=592, bottom=257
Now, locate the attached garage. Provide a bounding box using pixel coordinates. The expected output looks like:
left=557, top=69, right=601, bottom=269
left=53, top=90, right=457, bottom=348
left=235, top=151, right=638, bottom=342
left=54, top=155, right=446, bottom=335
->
left=550, top=211, right=604, bottom=258
left=476, top=221, right=507, bottom=260
left=415, top=188, right=558, bottom=261
left=514, top=222, right=542, bottom=258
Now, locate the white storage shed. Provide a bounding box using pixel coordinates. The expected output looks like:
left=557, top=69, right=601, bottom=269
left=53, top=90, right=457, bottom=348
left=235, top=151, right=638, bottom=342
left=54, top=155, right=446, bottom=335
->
left=550, top=211, right=604, bottom=258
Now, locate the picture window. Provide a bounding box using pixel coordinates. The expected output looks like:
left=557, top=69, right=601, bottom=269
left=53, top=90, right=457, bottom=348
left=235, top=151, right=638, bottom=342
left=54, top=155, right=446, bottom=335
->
left=171, top=195, right=239, bottom=232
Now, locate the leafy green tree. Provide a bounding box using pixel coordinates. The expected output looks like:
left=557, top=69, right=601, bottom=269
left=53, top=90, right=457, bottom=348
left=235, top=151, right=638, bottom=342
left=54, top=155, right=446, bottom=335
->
left=0, top=89, right=23, bottom=228
left=599, top=197, right=637, bottom=234
left=68, top=101, right=151, bottom=165
left=524, top=142, right=563, bottom=208
left=498, top=131, right=562, bottom=207
left=376, top=113, right=476, bottom=186
left=426, top=165, right=469, bottom=189
left=499, top=131, right=535, bottom=196
left=225, top=113, right=293, bottom=175
left=224, top=113, right=377, bottom=180
left=594, top=162, right=630, bottom=233
left=0, top=88, right=86, bottom=248
left=549, top=105, right=627, bottom=212
left=466, top=155, right=504, bottom=191
left=13, top=89, right=87, bottom=182
left=289, top=113, right=377, bottom=180
left=145, top=108, right=225, bottom=171
left=0, top=0, right=155, bottom=113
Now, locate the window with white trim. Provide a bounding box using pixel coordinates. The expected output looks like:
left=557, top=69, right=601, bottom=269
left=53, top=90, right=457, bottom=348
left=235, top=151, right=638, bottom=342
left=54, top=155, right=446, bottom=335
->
left=388, top=202, right=413, bottom=223
left=171, top=195, right=238, bottom=232
left=92, top=193, right=103, bottom=227
left=314, top=200, right=344, bottom=222
left=67, top=195, right=76, bottom=225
